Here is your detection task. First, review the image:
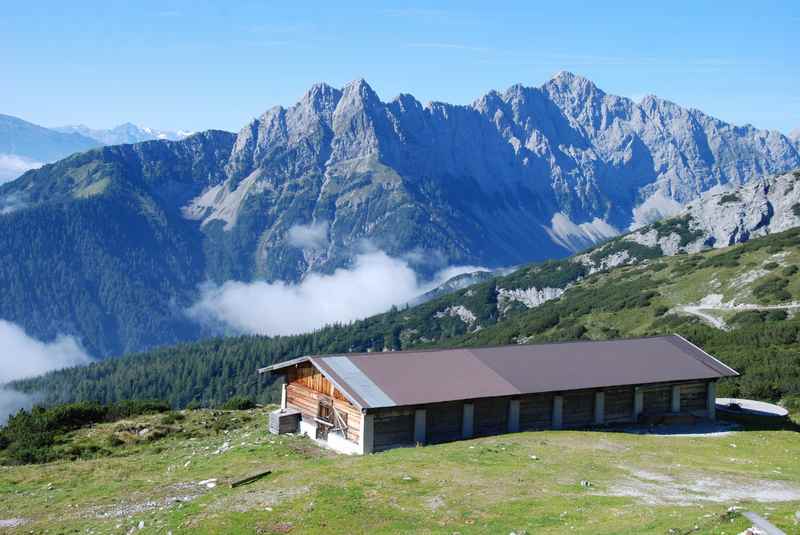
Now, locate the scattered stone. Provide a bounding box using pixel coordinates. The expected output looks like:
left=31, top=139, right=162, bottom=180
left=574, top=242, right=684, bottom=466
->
left=530, top=455, right=539, bottom=460
left=199, top=479, right=218, bottom=489
left=737, top=528, right=767, bottom=535
left=580, top=480, right=592, bottom=487
left=213, top=441, right=232, bottom=455
left=401, top=475, right=413, bottom=481
left=138, top=428, right=150, bottom=436
left=0, top=519, right=28, bottom=528
left=46, top=483, right=54, bottom=490
left=137, top=520, right=145, bottom=529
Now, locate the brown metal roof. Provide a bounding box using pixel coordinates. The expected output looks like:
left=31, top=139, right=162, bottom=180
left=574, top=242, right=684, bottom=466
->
left=262, top=335, right=738, bottom=409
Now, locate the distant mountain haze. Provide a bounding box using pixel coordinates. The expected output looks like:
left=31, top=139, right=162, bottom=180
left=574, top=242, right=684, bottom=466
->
left=0, top=114, right=99, bottom=182
left=0, top=115, right=191, bottom=183
left=0, top=72, right=799, bottom=358
left=54, top=123, right=193, bottom=146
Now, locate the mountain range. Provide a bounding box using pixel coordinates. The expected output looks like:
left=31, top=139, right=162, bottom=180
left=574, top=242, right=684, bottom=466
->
left=0, top=115, right=191, bottom=183
left=1, top=72, right=799, bottom=358
left=0, top=114, right=99, bottom=182
left=54, top=123, right=193, bottom=146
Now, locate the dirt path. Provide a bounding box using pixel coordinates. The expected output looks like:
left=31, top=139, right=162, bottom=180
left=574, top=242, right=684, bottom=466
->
left=676, top=294, right=800, bottom=330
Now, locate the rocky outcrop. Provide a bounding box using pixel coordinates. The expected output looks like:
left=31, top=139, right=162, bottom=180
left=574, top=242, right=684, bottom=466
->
left=625, top=169, right=800, bottom=254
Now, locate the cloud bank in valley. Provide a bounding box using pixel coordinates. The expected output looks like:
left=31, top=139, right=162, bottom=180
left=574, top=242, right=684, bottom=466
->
left=0, top=153, right=42, bottom=184
left=0, top=320, right=93, bottom=424
left=287, top=221, right=329, bottom=250
left=189, top=250, right=487, bottom=336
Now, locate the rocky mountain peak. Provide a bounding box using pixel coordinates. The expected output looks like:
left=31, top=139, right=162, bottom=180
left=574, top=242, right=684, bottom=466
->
left=546, top=71, right=602, bottom=96
left=301, top=82, right=342, bottom=110
left=340, top=78, right=380, bottom=105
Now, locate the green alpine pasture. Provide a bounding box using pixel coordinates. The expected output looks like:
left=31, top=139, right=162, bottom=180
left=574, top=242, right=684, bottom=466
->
left=2, top=407, right=799, bottom=534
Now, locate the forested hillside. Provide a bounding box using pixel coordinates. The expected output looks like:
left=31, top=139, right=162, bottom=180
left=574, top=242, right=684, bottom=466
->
left=12, top=227, right=800, bottom=409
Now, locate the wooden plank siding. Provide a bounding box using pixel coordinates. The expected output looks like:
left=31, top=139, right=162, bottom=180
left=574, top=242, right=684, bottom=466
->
left=287, top=362, right=349, bottom=402
left=604, top=386, right=635, bottom=423
left=680, top=381, right=708, bottom=411
left=426, top=401, right=463, bottom=444
left=474, top=397, right=509, bottom=436
left=373, top=408, right=415, bottom=452
left=286, top=382, right=361, bottom=443
left=643, top=385, right=672, bottom=414
left=562, top=390, right=595, bottom=427
left=519, top=393, right=553, bottom=430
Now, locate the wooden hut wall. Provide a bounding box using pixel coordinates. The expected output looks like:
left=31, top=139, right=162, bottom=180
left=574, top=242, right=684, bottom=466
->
left=604, top=386, right=635, bottom=422
left=474, top=397, right=509, bottom=436
left=373, top=408, right=415, bottom=452
left=562, top=390, right=595, bottom=427
left=519, top=393, right=553, bottom=430
left=426, top=401, right=463, bottom=444
left=285, top=367, right=361, bottom=443
left=680, top=382, right=708, bottom=411
left=643, top=385, right=672, bottom=414
left=286, top=362, right=349, bottom=402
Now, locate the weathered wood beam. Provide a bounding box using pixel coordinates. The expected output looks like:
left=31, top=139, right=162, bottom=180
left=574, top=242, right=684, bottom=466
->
left=230, top=470, right=272, bottom=488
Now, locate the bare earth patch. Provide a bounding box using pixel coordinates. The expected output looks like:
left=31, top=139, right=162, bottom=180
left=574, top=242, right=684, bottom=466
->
left=81, top=482, right=206, bottom=519
left=209, top=485, right=310, bottom=513
left=601, top=467, right=800, bottom=505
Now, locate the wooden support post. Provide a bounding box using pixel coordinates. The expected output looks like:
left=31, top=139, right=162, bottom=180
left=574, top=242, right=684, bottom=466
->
left=671, top=385, right=681, bottom=413
left=634, top=387, right=644, bottom=420
left=280, top=383, right=287, bottom=410
left=360, top=412, right=374, bottom=454
left=552, top=395, right=563, bottom=430
left=414, top=409, right=427, bottom=445
left=707, top=381, right=716, bottom=420
left=462, top=403, right=474, bottom=438
left=594, top=391, right=605, bottom=425
left=508, top=399, right=520, bottom=433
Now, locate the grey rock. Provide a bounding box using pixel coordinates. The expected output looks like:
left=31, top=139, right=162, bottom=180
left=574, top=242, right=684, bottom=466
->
left=625, top=169, right=800, bottom=254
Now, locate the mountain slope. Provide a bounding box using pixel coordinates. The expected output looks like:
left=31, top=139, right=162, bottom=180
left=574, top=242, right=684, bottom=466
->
left=12, top=226, right=800, bottom=410
left=0, top=131, right=236, bottom=356
left=1, top=74, right=799, bottom=356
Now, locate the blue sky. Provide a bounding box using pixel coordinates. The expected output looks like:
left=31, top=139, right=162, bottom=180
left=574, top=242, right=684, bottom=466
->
left=2, top=1, right=798, bottom=134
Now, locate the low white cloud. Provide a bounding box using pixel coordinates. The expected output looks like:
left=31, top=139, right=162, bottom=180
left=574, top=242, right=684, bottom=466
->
left=0, top=154, right=42, bottom=184
left=189, top=250, right=487, bottom=336
left=0, top=320, right=93, bottom=424
left=286, top=221, right=329, bottom=250
left=0, top=192, right=28, bottom=215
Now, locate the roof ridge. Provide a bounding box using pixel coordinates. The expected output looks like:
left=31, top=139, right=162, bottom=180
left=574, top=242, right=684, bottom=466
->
left=305, top=334, right=679, bottom=360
